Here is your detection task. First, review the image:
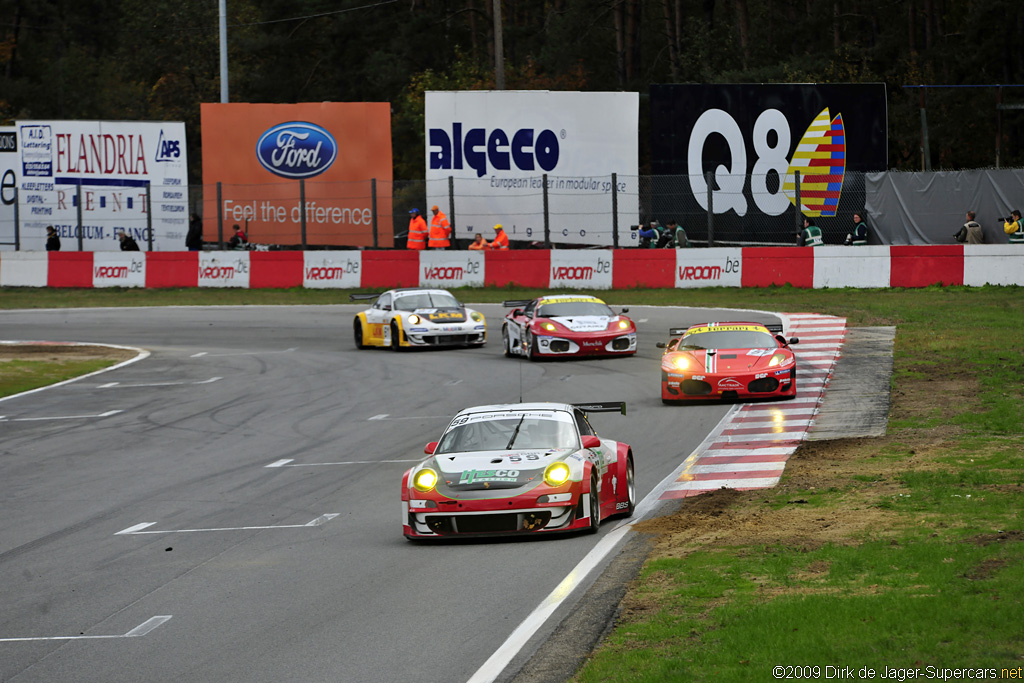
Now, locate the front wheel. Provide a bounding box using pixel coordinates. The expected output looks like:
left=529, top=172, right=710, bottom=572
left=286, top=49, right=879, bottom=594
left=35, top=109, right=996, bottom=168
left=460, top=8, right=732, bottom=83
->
left=586, top=473, right=600, bottom=534
left=390, top=321, right=402, bottom=351
left=526, top=330, right=538, bottom=362
left=502, top=325, right=514, bottom=358
left=353, top=319, right=366, bottom=349
left=621, top=457, right=636, bottom=518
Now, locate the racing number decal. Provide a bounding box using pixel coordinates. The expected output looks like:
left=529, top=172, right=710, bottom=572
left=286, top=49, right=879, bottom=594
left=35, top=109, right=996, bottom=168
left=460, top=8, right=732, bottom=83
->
left=382, top=325, right=392, bottom=344
left=508, top=454, right=540, bottom=463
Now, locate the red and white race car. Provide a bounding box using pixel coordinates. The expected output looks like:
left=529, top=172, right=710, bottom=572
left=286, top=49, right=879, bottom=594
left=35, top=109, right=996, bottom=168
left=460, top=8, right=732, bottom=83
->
left=657, top=322, right=799, bottom=403
left=501, top=295, right=637, bottom=360
left=402, top=402, right=635, bottom=539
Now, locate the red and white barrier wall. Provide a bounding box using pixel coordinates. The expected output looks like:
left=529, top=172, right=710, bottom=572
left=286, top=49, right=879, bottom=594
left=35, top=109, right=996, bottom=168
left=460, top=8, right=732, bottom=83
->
left=1, top=246, right=1022, bottom=289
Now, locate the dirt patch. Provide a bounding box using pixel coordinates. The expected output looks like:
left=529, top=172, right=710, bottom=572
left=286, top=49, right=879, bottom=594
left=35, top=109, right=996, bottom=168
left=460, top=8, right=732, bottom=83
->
left=0, top=343, right=138, bottom=364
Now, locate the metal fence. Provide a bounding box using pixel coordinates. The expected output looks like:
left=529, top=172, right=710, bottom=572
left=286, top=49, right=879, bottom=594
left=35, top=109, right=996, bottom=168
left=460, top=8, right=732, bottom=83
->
left=0, top=172, right=873, bottom=251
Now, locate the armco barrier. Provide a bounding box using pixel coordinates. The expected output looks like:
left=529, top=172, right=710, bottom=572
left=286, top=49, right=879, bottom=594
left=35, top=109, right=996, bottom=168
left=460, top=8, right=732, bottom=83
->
left=1, top=246, right=1022, bottom=290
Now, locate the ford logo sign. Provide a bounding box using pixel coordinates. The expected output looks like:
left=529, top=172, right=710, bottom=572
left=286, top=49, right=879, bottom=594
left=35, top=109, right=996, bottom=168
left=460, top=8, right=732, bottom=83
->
left=256, top=122, right=338, bottom=179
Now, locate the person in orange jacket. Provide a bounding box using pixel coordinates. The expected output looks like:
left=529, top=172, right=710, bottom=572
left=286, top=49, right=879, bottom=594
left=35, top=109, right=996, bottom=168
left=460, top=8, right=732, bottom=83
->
left=490, top=223, right=509, bottom=250
left=428, top=205, right=451, bottom=249
left=407, top=208, right=428, bottom=250
left=468, top=233, right=489, bottom=250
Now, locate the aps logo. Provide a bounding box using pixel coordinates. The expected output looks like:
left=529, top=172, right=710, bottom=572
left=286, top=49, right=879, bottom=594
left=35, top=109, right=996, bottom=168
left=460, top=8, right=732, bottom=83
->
left=155, top=129, right=182, bottom=162
left=256, top=122, right=338, bottom=179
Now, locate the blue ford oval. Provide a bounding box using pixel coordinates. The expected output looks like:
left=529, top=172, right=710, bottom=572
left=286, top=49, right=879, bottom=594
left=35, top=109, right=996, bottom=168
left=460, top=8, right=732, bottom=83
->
left=256, top=122, right=338, bottom=179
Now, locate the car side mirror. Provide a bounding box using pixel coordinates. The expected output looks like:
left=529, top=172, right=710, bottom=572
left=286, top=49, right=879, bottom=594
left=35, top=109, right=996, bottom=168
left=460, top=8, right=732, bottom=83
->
left=656, top=341, right=667, bottom=348
left=621, top=307, right=629, bottom=314
left=511, top=309, right=522, bottom=317
left=788, top=337, right=799, bottom=345
left=581, top=435, right=601, bottom=450
left=424, top=441, right=437, bottom=455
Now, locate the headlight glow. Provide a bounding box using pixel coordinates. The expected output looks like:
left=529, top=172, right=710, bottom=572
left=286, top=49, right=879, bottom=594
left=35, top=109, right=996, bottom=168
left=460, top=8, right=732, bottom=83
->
left=470, top=311, right=484, bottom=322
left=618, top=320, right=630, bottom=329
left=412, top=468, right=438, bottom=492
left=542, top=322, right=556, bottom=332
left=768, top=353, right=786, bottom=367
left=673, top=356, right=690, bottom=370
left=408, top=314, right=421, bottom=324
left=544, top=462, right=572, bottom=487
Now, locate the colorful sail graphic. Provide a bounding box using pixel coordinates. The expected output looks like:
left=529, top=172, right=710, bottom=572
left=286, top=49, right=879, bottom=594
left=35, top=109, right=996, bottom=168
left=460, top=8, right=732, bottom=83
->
left=782, top=108, right=846, bottom=218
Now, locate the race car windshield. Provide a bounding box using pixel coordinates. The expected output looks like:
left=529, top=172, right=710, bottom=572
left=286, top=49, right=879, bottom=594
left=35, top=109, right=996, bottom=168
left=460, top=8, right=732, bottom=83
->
left=436, top=416, right=578, bottom=453
left=681, top=330, right=776, bottom=350
left=537, top=301, right=613, bottom=318
left=394, top=292, right=460, bottom=311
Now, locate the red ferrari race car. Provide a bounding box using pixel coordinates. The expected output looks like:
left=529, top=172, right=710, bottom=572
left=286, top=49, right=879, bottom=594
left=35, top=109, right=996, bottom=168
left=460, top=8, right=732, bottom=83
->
left=501, top=294, right=637, bottom=360
left=657, top=322, right=799, bottom=404
left=401, top=402, right=635, bottom=539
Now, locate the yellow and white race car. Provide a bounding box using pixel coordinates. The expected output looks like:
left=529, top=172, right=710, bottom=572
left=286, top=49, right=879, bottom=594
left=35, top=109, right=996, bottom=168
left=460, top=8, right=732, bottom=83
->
left=352, top=288, right=487, bottom=350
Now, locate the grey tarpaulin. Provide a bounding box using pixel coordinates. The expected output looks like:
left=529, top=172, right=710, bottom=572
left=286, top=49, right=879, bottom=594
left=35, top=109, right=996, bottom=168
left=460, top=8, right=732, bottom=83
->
left=865, top=169, right=1024, bottom=245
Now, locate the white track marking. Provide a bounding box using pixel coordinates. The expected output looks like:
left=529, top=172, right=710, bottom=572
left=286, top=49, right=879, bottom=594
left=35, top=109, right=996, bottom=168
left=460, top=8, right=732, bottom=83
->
left=190, top=352, right=208, bottom=357
left=114, top=514, right=339, bottom=535
left=5, top=409, right=123, bottom=422
left=0, top=616, right=172, bottom=643
left=266, top=459, right=295, bottom=468
left=98, top=377, right=221, bottom=388
left=368, top=414, right=389, bottom=420
left=201, top=348, right=297, bottom=358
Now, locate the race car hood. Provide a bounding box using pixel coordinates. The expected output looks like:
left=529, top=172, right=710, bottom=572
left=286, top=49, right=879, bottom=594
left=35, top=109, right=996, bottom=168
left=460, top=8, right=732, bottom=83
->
left=669, top=347, right=791, bottom=373
left=546, top=315, right=612, bottom=333
left=415, top=307, right=466, bottom=323
left=428, top=448, right=574, bottom=491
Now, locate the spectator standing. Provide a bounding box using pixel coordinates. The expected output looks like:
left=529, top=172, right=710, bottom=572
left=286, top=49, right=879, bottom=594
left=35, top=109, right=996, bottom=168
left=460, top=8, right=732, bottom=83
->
left=428, top=205, right=451, bottom=249
left=468, top=233, right=489, bottom=250
left=954, top=211, right=984, bottom=244
left=186, top=213, right=204, bottom=251
left=798, top=217, right=824, bottom=247
left=228, top=224, right=247, bottom=250
left=118, top=230, right=140, bottom=251
left=1003, top=209, right=1023, bottom=244
left=669, top=219, right=691, bottom=248
left=406, top=208, right=427, bottom=250
left=45, top=225, right=61, bottom=251
left=490, top=224, right=509, bottom=250
left=845, top=212, right=869, bottom=245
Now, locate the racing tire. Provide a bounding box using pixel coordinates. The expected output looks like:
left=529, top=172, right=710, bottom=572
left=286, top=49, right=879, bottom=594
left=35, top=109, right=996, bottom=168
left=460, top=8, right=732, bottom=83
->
left=661, top=398, right=681, bottom=406
left=353, top=319, right=366, bottom=349
left=502, top=325, right=514, bottom=358
left=586, top=473, right=600, bottom=534
left=621, top=456, right=636, bottom=518
left=526, top=330, right=539, bottom=362
left=390, top=322, right=402, bottom=352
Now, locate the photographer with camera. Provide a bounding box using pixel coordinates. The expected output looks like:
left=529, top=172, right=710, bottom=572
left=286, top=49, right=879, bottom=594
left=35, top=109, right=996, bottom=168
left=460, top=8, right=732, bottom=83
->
left=633, top=220, right=661, bottom=248
left=1001, top=209, right=1023, bottom=244
left=954, top=211, right=984, bottom=244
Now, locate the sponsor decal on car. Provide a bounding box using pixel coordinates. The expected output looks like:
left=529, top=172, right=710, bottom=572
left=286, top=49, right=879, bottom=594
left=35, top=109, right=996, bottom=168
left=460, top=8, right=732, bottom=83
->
left=718, top=377, right=743, bottom=389
left=458, top=469, right=521, bottom=485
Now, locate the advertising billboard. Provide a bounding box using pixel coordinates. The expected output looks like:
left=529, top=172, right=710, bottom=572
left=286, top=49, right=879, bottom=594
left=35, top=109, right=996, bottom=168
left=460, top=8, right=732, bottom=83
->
left=201, top=103, right=393, bottom=248
left=13, top=121, right=188, bottom=251
left=425, top=91, right=639, bottom=246
left=650, top=84, right=887, bottom=244
left=1, top=127, right=17, bottom=251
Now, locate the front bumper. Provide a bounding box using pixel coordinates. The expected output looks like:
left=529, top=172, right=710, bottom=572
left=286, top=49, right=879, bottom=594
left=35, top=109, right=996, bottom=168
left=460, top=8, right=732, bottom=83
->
left=662, top=367, right=796, bottom=400
left=405, top=324, right=487, bottom=347
left=402, top=491, right=593, bottom=538
left=534, top=331, right=637, bottom=356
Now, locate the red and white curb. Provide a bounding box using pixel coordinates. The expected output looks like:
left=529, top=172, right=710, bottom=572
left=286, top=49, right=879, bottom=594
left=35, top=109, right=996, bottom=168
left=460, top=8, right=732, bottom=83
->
left=659, top=313, right=846, bottom=499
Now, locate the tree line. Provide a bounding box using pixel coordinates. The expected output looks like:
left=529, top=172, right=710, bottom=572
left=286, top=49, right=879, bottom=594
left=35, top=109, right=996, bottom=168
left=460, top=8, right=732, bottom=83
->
left=2, top=0, right=1021, bottom=183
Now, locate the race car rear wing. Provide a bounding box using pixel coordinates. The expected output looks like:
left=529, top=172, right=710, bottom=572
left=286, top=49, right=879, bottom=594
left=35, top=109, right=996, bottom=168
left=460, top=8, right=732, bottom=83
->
left=349, top=293, right=381, bottom=301
left=503, top=300, right=533, bottom=308
left=668, top=323, right=784, bottom=336
left=765, top=323, right=784, bottom=335
left=572, top=401, right=627, bottom=416
left=668, top=328, right=689, bottom=337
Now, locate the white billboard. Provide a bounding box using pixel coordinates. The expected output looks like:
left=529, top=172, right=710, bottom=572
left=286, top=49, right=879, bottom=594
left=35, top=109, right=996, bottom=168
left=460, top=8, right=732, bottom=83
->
left=419, top=251, right=485, bottom=288
left=16, top=120, right=188, bottom=251
left=425, top=91, right=638, bottom=247
left=1, top=127, right=17, bottom=251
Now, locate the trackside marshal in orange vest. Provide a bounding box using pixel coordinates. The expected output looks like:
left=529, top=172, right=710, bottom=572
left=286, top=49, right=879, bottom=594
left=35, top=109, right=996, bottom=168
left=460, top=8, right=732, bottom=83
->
left=491, top=224, right=509, bottom=250
left=407, top=208, right=427, bottom=250
left=428, top=205, right=451, bottom=248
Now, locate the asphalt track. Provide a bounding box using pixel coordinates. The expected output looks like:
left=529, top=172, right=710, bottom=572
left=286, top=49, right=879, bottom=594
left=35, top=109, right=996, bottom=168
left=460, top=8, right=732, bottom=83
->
left=0, top=303, right=788, bottom=683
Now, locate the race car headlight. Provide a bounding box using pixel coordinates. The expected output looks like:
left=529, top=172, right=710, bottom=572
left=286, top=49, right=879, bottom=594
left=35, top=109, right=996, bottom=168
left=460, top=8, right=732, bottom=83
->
left=617, top=320, right=630, bottom=329
left=672, top=356, right=690, bottom=371
left=541, top=322, right=556, bottom=332
left=768, top=353, right=787, bottom=367
left=543, top=462, right=571, bottom=487
left=412, top=468, right=438, bottom=492
left=470, top=311, right=484, bottom=323
left=408, top=314, right=421, bottom=324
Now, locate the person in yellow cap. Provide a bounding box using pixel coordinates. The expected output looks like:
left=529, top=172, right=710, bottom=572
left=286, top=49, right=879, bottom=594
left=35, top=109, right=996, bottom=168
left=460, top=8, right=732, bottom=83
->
left=490, top=223, right=509, bottom=250
left=428, top=205, right=451, bottom=249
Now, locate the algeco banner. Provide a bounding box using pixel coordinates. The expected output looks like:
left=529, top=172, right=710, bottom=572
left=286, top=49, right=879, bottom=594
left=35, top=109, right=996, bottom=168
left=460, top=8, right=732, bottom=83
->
left=14, top=120, right=188, bottom=251
left=650, top=84, right=887, bottom=241
left=201, top=103, right=393, bottom=248
left=425, top=91, right=638, bottom=247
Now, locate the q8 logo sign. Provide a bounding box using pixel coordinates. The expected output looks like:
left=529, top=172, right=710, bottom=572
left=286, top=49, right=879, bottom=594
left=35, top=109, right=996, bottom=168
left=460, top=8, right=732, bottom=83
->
left=650, top=83, right=887, bottom=222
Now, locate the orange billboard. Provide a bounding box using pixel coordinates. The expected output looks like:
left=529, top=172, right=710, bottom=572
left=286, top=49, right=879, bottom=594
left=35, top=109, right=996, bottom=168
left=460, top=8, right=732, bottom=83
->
left=201, top=102, right=393, bottom=248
